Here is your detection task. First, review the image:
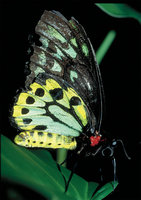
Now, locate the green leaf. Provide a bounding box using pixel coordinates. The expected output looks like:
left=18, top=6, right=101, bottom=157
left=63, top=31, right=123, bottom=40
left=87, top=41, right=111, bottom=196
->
left=96, top=30, right=116, bottom=64
left=92, top=181, right=118, bottom=200
left=95, top=3, right=141, bottom=24
left=1, top=135, right=101, bottom=200
left=88, top=182, right=99, bottom=200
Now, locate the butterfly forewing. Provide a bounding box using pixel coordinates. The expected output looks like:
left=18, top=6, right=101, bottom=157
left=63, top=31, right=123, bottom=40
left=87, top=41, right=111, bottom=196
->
left=26, top=11, right=101, bottom=112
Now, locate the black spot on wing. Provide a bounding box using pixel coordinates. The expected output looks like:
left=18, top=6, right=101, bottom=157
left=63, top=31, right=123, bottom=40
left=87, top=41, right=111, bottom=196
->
left=34, top=125, right=47, bottom=130
left=38, top=132, right=44, bottom=136
left=30, top=131, right=34, bottom=136
left=56, top=134, right=61, bottom=139
left=35, top=88, right=45, bottom=97
left=49, top=88, right=63, bottom=100
left=70, top=96, right=81, bottom=106
left=26, top=96, right=35, bottom=104
left=48, top=133, right=53, bottom=138
left=23, top=118, right=32, bottom=124
left=21, top=108, right=29, bottom=114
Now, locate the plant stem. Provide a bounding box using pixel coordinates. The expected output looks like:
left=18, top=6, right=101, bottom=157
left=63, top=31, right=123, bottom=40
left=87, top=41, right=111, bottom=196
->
left=96, top=30, right=116, bottom=64
left=56, top=149, right=67, bottom=167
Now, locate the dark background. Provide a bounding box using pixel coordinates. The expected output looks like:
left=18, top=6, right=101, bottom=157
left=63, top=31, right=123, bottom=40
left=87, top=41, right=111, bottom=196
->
left=1, top=1, right=141, bottom=199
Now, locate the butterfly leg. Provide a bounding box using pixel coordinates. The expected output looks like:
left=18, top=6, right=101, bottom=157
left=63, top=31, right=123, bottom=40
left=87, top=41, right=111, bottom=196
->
left=112, top=156, right=118, bottom=190
left=77, top=143, right=87, bottom=155
left=58, top=152, right=78, bottom=192
left=85, top=145, right=103, bottom=157
left=65, top=161, right=78, bottom=192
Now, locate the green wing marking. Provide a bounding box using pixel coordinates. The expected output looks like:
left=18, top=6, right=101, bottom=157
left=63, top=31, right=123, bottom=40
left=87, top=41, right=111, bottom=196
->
left=27, top=10, right=96, bottom=85
left=48, top=105, right=82, bottom=131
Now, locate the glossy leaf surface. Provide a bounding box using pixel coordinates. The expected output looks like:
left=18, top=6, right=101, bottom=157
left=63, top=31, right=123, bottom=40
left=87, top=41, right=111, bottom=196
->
left=1, top=135, right=118, bottom=199
left=96, top=3, right=141, bottom=24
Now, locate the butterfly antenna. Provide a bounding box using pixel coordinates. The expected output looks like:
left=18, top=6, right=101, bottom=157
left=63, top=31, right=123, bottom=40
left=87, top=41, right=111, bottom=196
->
left=116, top=139, right=131, bottom=160
left=96, top=63, right=105, bottom=133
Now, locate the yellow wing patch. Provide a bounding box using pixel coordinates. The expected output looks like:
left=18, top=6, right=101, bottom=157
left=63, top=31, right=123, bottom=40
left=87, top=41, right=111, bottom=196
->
left=14, top=131, right=77, bottom=150
left=45, top=78, right=61, bottom=90
left=73, top=105, right=87, bottom=126
left=29, top=82, right=53, bottom=102
left=16, top=93, right=45, bottom=107
left=13, top=105, right=46, bottom=117
left=65, top=87, right=88, bottom=126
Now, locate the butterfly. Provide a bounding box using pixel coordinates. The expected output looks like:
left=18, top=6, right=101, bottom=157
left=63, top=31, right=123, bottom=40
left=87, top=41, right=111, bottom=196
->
left=11, top=10, right=104, bottom=154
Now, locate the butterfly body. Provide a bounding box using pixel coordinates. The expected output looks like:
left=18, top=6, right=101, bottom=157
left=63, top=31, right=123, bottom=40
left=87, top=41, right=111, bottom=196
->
left=11, top=10, right=104, bottom=151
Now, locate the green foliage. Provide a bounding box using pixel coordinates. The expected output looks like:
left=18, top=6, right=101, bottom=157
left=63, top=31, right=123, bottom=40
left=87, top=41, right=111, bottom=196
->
left=92, top=181, right=118, bottom=200
left=95, top=3, right=141, bottom=24
left=1, top=135, right=118, bottom=200
left=96, top=30, right=116, bottom=65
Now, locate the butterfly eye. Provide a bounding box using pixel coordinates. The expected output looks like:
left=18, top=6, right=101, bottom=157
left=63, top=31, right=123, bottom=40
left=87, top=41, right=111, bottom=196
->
left=112, top=140, right=117, bottom=146
left=90, top=127, right=95, bottom=134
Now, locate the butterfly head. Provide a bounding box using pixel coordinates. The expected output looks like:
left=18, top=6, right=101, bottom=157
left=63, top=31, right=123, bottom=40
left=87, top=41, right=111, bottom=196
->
left=90, top=134, right=101, bottom=147
left=85, top=123, right=102, bottom=147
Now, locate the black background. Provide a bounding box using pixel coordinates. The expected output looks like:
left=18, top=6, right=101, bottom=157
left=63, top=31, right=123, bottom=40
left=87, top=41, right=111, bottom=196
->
left=1, top=1, right=141, bottom=199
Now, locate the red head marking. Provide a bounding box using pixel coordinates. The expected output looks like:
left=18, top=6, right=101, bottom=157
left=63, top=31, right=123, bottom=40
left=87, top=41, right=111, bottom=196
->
left=90, top=135, right=101, bottom=147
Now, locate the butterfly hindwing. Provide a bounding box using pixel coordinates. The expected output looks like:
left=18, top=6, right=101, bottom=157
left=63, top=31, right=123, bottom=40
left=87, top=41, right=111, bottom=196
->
left=14, top=131, right=77, bottom=150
